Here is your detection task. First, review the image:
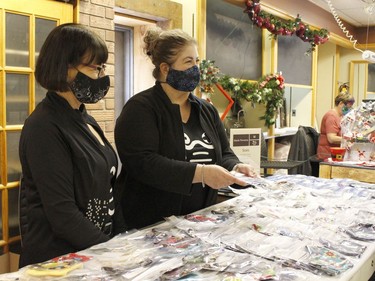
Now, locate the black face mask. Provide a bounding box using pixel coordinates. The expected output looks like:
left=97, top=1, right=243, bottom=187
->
left=70, top=71, right=110, bottom=104
left=165, top=65, right=200, bottom=92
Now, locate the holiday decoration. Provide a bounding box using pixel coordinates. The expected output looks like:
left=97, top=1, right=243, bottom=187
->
left=220, top=73, right=285, bottom=126
left=244, top=0, right=330, bottom=53
left=199, top=59, right=285, bottom=127
left=199, top=59, right=220, bottom=99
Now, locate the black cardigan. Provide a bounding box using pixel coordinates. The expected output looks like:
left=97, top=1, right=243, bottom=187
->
left=114, top=82, right=240, bottom=231
left=19, top=92, right=118, bottom=267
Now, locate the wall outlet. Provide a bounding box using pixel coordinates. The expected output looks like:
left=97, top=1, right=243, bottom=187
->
left=292, top=109, right=296, bottom=116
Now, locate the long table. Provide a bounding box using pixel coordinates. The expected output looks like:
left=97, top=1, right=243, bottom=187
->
left=1, top=175, right=374, bottom=280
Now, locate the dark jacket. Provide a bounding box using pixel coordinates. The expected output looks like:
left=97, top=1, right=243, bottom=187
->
left=288, top=126, right=320, bottom=175
left=19, top=92, right=118, bottom=267
left=114, top=82, right=240, bottom=231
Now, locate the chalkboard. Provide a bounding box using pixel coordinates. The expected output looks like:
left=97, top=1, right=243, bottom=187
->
left=206, top=0, right=262, bottom=80
left=277, top=35, right=312, bottom=86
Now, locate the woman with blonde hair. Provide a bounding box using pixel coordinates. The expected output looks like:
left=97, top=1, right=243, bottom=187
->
left=114, top=27, right=258, bottom=231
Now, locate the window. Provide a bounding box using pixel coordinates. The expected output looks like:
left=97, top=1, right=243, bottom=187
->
left=206, top=0, right=262, bottom=80
left=278, top=35, right=312, bottom=86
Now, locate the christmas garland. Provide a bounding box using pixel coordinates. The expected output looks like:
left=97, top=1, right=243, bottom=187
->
left=244, top=0, right=330, bottom=53
left=199, top=2, right=330, bottom=126
left=199, top=60, right=285, bottom=127
left=199, top=59, right=221, bottom=97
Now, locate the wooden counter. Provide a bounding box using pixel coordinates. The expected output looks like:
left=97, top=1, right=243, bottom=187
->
left=319, top=162, right=375, bottom=184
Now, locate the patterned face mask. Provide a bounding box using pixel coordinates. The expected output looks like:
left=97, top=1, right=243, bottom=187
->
left=342, top=105, right=350, bottom=115
left=165, top=65, right=200, bottom=92
left=70, top=71, right=110, bottom=104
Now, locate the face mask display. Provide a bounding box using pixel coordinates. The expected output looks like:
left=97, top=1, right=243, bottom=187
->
left=165, top=65, right=200, bottom=92
left=70, top=71, right=110, bottom=103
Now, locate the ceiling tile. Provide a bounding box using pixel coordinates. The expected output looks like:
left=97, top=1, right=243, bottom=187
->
left=308, top=0, right=375, bottom=26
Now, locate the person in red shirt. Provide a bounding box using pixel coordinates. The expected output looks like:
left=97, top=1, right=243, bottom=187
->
left=317, top=92, right=355, bottom=160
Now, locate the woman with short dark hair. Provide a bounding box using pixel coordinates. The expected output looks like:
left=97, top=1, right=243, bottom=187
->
left=19, top=23, right=118, bottom=267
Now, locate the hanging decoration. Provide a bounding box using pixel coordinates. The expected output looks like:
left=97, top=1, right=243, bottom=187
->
left=219, top=73, right=285, bottom=126
left=244, top=0, right=330, bottom=53
left=338, top=82, right=350, bottom=94
left=199, top=59, right=221, bottom=101
left=199, top=59, right=285, bottom=127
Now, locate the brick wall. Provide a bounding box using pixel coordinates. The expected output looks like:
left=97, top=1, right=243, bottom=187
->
left=79, top=0, right=116, bottom=145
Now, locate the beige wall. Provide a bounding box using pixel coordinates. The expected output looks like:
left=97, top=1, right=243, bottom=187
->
left=133, top=25, right=157, bottom=94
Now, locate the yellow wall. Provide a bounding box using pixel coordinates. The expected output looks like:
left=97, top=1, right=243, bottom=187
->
left=339, top=47, right=363, bottom=84
left=316, top=41, right=374, bottom=129
left=316, top=42, right=337, bottom=130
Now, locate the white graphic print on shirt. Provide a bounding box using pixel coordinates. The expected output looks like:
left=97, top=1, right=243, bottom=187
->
left=184, top=132, right=214, bottom=163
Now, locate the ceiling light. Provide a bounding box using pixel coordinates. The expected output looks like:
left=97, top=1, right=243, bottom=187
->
left=364, top=4, right=375, bottom=15
left=362, top=50, right=375, bottom=63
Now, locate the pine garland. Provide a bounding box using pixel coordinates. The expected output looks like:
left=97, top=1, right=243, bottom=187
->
left=199, top=60, right=285, bottom=127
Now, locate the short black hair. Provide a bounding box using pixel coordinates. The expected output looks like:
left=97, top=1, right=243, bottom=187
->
left=35, top=23, right=108, bottom=92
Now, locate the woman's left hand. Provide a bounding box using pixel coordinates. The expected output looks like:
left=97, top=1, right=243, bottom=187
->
left=233, top=163, right=260, bottom=178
